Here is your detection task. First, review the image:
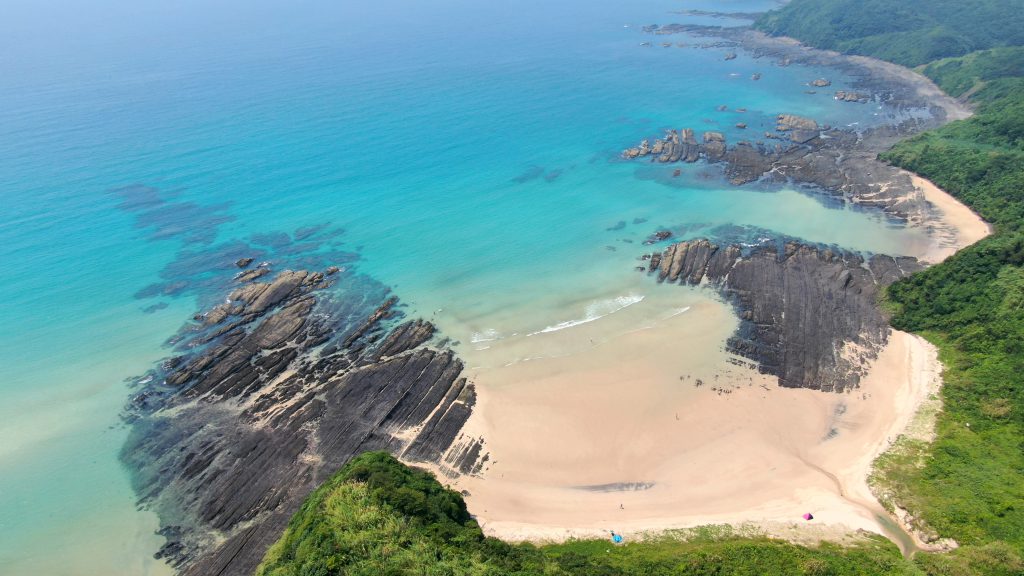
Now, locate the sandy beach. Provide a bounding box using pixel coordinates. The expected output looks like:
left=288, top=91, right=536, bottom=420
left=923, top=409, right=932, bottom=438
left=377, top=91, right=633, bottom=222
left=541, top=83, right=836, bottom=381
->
left=436, top=282, right=943, bottom=548
left=913, top=174, right=992, bottom=263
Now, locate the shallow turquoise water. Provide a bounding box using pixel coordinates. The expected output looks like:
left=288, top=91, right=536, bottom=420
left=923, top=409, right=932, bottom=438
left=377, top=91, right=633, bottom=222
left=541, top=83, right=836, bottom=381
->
left=0, top=1, right=936, bottom=573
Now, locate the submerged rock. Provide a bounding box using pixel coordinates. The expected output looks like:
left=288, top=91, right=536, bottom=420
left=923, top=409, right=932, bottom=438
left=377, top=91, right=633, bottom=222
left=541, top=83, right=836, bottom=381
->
left=835, top=90, right=871, bottom=103
left=643, top=230, right=674, bottom=245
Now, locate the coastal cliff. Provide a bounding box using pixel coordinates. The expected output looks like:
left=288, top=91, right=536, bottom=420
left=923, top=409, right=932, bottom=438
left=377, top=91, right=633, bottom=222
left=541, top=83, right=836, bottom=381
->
left=122, top=266, right=484, bottom=576
left=647, top=239, right=921, bottom=391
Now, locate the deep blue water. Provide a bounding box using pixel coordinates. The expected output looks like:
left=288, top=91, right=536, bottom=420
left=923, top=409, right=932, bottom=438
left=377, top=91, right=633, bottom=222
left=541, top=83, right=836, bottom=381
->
left=0, top=1, right=937, bottom=573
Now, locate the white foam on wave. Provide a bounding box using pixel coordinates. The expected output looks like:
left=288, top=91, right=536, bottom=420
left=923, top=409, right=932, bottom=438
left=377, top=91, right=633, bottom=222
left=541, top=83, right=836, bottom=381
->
left=471, top=328, right=502, bottom=343
left=528, top=293, right=645, bottom=336
left=663, top=305, right=691, bottom=319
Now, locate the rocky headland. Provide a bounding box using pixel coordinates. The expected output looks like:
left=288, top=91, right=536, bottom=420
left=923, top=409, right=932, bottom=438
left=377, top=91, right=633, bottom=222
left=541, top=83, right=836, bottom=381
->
left=123, top=265, right=485, bottom=576
left=644, top=238, right=921, bottom=392
left=626, top=25, right=971, bottom=225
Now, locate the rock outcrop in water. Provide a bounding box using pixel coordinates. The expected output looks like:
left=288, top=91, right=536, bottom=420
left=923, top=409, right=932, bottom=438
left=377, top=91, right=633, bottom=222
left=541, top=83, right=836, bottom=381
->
left=646, top=239, right=922, bottom=391
left=123, top=268, right=484, bottom=576
left=623, top=116, right=947, bottom=221
left=627, top=25, right=970, bottom=225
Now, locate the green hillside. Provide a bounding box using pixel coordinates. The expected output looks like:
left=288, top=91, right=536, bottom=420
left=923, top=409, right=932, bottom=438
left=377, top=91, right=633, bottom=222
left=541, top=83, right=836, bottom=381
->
left=754, top=1, right=1024, bottom=572
left=754, top=1, right=1024, bottom=67
left=256, top=452, right=917, bottom=576
left=921, top=47, right=1024, bottom=98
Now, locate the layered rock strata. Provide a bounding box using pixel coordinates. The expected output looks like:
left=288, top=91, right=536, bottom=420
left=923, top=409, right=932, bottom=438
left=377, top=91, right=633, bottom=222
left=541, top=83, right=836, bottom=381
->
left=624, top=115, right=940, bottom=222
left=646, top=239, right=922, bottom=392
left=123, top=268, right=483, bottom=576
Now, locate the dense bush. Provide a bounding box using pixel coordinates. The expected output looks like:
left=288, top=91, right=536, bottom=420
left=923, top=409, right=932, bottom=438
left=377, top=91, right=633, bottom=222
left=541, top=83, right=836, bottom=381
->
left=858, top=15, right=1024, bottom=570
left=922, top=48, right=1024, bottom=97
left=755, top=1, right=1024, bottom=66
left=257, top=452, right=917, bottom=576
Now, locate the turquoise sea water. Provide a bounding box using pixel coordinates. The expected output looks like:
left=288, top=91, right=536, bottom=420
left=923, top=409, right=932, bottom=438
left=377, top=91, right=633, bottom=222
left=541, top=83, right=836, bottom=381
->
left=0, top=1, right=938, bottom=573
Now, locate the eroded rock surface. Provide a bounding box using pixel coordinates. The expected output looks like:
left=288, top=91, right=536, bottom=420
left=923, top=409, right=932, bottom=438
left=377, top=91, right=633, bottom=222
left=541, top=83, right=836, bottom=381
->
left=123, top=269, right=483, bottom=576
left=646, top=239, right=922, bottom=392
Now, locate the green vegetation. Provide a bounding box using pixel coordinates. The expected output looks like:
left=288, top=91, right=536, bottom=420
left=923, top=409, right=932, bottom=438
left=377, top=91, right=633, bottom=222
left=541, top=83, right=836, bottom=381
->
left=921, top=48, right=1024, bottom=98
left=258, top=452, right=919, bottom=576
left=754, top=1, right=1024, bottom=67
left=875, top=93, right=1024, bottom=561
left=755, top=2, right=1024, bottom=571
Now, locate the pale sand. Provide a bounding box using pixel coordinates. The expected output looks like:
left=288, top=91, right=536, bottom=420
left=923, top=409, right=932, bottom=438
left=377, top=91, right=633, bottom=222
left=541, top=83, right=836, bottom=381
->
left=432, top=289, right=941, bottom=548
left=912, top=174, right=992, bottom=263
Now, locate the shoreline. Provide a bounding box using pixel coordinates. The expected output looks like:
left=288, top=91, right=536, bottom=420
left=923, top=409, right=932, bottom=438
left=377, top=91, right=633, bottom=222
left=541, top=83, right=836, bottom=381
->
left=912, top=174, right=992, bottom=263
left=719, top=29, right=989, bottom=262
left=433, top=27, right=987, bottom=553
left=627, top=25, right=987, bottom=262
left=440, top=330, right=941, bottom=551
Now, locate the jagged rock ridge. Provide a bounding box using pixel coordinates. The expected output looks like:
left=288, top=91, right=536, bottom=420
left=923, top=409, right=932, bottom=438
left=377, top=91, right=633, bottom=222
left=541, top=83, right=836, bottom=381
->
left=123, top=268, right=484, bottom=576
left=647, top=239, right=922, bottom=392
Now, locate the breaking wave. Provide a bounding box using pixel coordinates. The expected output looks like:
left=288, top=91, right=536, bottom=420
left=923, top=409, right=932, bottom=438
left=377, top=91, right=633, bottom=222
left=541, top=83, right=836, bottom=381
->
left=471, top=328, right=503, bottom=343
left=528, top=293, right=645, bottom=336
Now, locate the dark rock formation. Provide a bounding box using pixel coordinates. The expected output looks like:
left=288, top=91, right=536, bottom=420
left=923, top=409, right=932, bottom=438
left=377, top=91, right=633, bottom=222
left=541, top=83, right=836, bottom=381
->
left=643, top=230, right=674, bottom=245
left=623, top=25, right=969, bottom=225
left=123, top=268, right=482, bottom=575
left=235, top=267, right=269, bottom=283
left=235, top=257, right=254, bottom=268
left=646, top=239, right=920, bottom=392
left=835, top=90, right=871, bottom=103
left=622, top=115, right=943, bottom=222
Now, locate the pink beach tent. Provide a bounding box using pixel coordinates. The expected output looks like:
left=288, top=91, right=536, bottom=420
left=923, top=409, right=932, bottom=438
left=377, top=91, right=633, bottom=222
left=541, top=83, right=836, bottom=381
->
left=802, top=513, right=814, bottom=521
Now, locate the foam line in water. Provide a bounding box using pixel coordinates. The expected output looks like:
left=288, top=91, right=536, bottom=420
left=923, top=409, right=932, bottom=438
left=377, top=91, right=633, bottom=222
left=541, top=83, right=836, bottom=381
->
left=471, top=328, right=502, bottom=343
left=663, top=306, right=692, bottom=319
left=527, top=293, right=645, bottom=336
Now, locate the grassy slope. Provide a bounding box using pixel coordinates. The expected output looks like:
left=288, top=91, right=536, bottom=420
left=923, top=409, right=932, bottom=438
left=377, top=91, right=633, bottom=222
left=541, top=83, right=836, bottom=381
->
left=922, top=48, right=1024, bottom=98
left=257, top=452, right=919, bottom=576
